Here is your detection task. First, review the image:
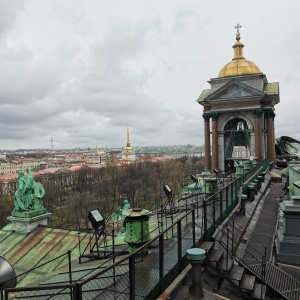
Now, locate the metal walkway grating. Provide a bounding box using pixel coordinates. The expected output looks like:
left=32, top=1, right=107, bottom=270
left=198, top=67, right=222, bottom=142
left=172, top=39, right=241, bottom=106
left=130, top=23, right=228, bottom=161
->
left=242, top=183, right=282, bottom=261
left=240, top=260, right=300, bottom=300
left=240, top=182, right=300, bottom=300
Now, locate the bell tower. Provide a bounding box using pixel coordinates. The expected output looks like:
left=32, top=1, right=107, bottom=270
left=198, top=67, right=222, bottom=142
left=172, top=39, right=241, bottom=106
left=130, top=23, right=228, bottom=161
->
left=198, top=24, right=279, bottom=171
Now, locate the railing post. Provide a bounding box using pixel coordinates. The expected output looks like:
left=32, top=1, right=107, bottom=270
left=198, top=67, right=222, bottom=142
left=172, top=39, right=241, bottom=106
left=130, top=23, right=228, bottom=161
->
left=226, top=187, right=229, bottom=216
left=213, top=196, right=216, bottom=229
left=226, top=226, right=229, bottom=271
left=159, top=234, right=164, bottom=293
left=192, top=208, right=196, bottom=247
left=261, top=252, right=266, bottom=300
left=235, top=180, right=238, bottom=206
left=185, top=193, right=188, bottom=225
left=67, top=250, right=73, bottom=300
left=77, top=233, right=81, bottom=259
left=68, top=250, right=72, bottom=284
left=177, top=220, right=182, bottom=273
left=219, top=190, right=223, bottom=222
left=73, top=283, right=82, bottom=300
left=112, top=228, right=116, bottom=286
left=203, top=199, right=207, bottom=240
left=160, top=205, right=164, bottom=232
left=231, top=183, right=233, bottom=209
left=129, top=255, right=136, bottom=300
left=232, top=221, right=235, bottom=254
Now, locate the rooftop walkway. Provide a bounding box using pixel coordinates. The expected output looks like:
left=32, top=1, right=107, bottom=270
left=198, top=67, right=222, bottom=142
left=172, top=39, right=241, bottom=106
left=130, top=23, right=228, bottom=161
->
left=168, top=172, right=300, bottom=300
left=240, top=182, right=300, bottom=299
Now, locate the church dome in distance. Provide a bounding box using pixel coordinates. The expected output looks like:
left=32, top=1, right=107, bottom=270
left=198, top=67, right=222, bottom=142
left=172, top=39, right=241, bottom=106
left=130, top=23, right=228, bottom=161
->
left=218, top=24, right=261, bottom=78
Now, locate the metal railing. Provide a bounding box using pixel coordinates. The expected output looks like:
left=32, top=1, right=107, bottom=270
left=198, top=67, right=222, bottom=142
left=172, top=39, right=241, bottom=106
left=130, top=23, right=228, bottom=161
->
left=202, top=158, right=269, bottom=240
left=2, top=251, right=73, bottom=300
left=5, top=209, right=199, bottom=300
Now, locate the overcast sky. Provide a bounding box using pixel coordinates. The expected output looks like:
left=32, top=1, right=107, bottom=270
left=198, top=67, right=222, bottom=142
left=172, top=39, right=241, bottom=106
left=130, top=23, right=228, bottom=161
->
left=0, top=0, right=299, bottom=150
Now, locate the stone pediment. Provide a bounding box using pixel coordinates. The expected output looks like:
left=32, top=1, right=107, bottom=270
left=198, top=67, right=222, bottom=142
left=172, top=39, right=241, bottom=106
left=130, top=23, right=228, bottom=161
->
left=207, top=80, right=264, bottom=101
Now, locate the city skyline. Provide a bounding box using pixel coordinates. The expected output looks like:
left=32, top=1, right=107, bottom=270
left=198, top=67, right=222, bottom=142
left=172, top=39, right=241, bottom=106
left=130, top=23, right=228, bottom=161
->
left=0, top=143, right=203, bottom=153
left=0, top=1, right=299, bottom=149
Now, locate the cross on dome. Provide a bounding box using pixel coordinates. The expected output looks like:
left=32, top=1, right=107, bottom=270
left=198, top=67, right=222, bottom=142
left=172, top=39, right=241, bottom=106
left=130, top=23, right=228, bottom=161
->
left=234, top=23, right=242, bottom=35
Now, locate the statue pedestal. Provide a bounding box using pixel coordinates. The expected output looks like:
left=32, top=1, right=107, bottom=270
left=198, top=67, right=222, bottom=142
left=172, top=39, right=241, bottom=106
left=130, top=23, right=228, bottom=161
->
left=7, top=212, right=52, bottom=233
left=11, top=208, right=47, bottom=218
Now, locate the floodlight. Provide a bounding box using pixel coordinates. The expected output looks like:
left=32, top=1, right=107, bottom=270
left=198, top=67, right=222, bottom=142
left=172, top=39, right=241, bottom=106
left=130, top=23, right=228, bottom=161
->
left=88, top=209, right=105, bottom=231
left=213, top=169, right=219, bottom=176
left=190, top=174, right=198, bottom=183
left=163, top=184, right=172, bottom=199
left=0, top=257, right=17, bottom=289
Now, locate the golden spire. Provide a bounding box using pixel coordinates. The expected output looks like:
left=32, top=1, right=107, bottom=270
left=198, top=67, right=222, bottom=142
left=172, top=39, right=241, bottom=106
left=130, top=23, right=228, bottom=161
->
left=126, top=126, right=131, bottom=148
left=233, top=23, right=244, bottom=60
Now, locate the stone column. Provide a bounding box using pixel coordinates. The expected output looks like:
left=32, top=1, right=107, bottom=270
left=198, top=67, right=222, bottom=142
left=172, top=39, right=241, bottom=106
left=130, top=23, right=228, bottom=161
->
left=271, top=113, right=276, bottom=162
left=265, top=110, right=276, bottom=162
left=254, top=109, right=262, bottom=161
left=211, top=113, right=219, bottom=170
left=203, top=114, right=211, bottom=171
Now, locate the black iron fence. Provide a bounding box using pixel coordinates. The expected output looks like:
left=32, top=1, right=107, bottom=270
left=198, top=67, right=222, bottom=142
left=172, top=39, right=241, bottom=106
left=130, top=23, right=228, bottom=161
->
left=203, top=158, right=269, bottom=240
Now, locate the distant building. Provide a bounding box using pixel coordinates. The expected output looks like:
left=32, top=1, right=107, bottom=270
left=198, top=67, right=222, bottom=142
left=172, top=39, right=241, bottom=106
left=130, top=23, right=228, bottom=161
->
left=0, top=158, right=41, bottom=175
left=121, top=127, right=136, bottom=162
left=94, top=144, right=106, bottom=164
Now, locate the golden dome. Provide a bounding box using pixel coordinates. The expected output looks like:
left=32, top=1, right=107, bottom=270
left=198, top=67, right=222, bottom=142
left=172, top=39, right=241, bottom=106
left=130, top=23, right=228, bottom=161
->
left=218, top=59, right=261, bottom=78
left=218, top=25, right=261, bottom=78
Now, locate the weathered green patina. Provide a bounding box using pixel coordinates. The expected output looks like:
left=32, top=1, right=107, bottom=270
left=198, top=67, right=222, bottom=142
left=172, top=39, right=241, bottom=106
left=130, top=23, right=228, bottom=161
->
left=196, top=89, right=211, bottom=103
left=12, top=169, right=47, bottom=218
left=117, top=199, right=131, bottom=233
left=123, top=208, right=151, bottom=253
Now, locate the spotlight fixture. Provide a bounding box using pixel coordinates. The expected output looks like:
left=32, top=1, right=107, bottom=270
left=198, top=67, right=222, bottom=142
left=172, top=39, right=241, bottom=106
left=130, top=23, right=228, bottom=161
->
left=213, top=169, right=219, bottom=176
left=190, top=174, right=198, bottom=183
left=0, top=257, right=17, bottom=289
left=88, top=209, right=105, bottom=231
left=163, top=184, right=172, bottom=199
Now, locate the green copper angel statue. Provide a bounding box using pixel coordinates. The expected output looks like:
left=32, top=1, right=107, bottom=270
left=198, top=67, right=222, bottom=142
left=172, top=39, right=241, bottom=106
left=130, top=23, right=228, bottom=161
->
left=13, top=169, right=45, bottom=212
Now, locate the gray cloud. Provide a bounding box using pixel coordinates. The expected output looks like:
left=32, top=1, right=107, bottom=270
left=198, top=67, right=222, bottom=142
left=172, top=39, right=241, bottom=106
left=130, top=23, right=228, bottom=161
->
left=0, top=0, right=299, bottom=150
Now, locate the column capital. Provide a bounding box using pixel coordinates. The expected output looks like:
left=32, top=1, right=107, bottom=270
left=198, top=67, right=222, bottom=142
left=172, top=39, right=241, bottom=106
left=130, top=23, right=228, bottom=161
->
left=211, top=113, right=219, bottom=121
left=253, top=109, right=262, bottom=118
left=265, top=109, right=275, bottom=119
left=202, top=113, right=211, bottom=122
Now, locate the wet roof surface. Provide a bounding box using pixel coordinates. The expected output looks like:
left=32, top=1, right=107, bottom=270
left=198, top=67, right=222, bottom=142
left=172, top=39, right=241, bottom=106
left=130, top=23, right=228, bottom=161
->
left=0, top=225, right=92, bottom=287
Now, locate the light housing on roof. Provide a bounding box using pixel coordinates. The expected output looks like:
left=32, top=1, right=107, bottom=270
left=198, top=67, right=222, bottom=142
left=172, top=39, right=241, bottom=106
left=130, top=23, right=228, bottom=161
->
left=88, top=209, right=105, bottom=231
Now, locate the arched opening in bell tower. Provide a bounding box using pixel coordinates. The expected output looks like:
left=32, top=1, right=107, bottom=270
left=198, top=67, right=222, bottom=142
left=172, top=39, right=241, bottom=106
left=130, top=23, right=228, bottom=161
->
left=224, top=118, right=251, bottom=170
